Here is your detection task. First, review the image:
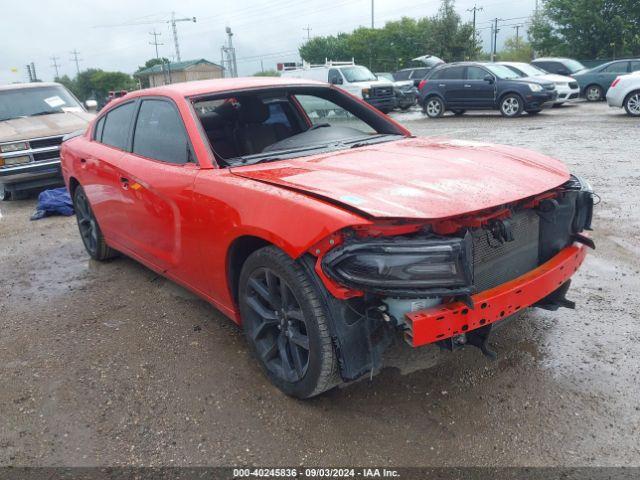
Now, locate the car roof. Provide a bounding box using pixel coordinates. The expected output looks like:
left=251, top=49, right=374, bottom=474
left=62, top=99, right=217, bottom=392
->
left=0, top=82, right=63, bottom=91
left=532, top=58, right=575, bottom=62
left=129, top=76, right=328, bottom=98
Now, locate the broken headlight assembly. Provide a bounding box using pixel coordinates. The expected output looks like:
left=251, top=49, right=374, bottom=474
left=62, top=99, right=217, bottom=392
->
left=322, top=233, right=473, bottom=297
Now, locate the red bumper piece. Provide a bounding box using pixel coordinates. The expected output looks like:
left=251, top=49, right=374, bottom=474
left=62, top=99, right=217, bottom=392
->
left=405, top=243, right=588, bottom=347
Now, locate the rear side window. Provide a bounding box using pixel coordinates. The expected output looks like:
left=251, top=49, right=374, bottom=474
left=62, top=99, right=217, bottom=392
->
left=631, top=61, right=640, bottom=72
left=437, top=67, right=465, bottom=80
left=602, top=62, right=629, bottom=73
left=93, top=116, right=105, bottom=141
left=394, top=70, right=411, bottom=81
left=101, top=102, right=136, bottom=150
left=132, top=99, right=190, bottom=164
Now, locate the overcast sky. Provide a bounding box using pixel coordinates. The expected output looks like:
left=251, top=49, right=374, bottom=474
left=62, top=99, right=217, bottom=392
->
left=1, top=0, right=536, bottom=84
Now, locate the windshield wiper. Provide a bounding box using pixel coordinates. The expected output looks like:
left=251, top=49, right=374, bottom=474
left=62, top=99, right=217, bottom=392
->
left=30, top=110, right=63, bottom=117
left=346, top=134, right=402, bottom=149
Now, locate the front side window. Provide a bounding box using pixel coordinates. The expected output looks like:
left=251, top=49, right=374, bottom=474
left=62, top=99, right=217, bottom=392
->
left=328, top=69, right=343, bottom=84
left=394, top=70, right=411, bottom=81
left=132, top=99, right=190, bottom=164
left=0, top=85, right=83, bottom=122
left=631, top=61, right=640, bottom=72
left=101, top=102, right=136, bottom=150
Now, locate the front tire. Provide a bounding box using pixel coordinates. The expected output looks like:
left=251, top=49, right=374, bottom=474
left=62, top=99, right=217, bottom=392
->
left=500, top=94, right=524, bottom=117
left=0, top=187, right=10, bottom=201
left=624, top=90, right=640, bottom=116
left=73, top=186, right=117, bottom=261
left=585, top=85, right=603, bottom=102
left=423, top=96, right=445, bottom=118
left=239, top=246, right=339, bottom=399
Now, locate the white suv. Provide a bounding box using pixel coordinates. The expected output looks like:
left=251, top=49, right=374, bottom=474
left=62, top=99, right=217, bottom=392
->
left=606, top=71, right=640, bottom=116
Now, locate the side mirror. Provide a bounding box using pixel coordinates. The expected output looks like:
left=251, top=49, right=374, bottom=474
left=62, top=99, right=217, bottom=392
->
left=484, top=74, right=495, bottom=84
left=85, top=99, right=98, bottom=112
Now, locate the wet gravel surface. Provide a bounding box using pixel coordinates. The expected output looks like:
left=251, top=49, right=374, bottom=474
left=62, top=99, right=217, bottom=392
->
left=1, top=101, right=639, bottom=467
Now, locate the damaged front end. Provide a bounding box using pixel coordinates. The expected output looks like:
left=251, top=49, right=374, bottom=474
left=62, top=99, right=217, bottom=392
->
left=306, top=175, right=596, bottom=382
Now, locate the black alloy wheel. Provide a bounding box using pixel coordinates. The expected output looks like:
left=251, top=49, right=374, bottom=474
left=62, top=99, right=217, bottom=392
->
left=239, top=246, right=338, bottom=398
left=73, top=186, right=116, bottom=261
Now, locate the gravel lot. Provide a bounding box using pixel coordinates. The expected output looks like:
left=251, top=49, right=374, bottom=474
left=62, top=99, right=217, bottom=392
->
left=1, top=101, right=639, bottom=467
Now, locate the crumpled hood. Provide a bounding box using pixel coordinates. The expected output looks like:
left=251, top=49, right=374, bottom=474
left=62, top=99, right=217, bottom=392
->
left=0, top=110, right=94, bottom=142
left=231, top=137, right=570, bottom=220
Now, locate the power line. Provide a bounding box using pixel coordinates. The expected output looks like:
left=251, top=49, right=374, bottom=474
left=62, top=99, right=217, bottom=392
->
left=50, top=56, right=61, bottom=79
left=70, top=49, right=81, bottom=75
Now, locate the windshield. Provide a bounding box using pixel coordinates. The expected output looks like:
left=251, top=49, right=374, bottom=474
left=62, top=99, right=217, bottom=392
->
left=505, top=63, right=546, bottom=77
left=0, top=85, right=83, bottom=121
left=564, top=59, right=587, bottom=73
left=485, top=65, right=522, bottom=80
left=341, top=66, right=377, bottom=83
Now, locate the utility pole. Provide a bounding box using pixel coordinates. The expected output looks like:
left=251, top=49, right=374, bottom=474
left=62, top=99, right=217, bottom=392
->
left=70, top=49, right=81, bottom=75
left=50, top=56, right=60, bottom=79
left=467, top=5, right=483, bottom=38
left=167, top=11, right=196, bottom=62
left=371, top=0, right=374, bottom=28
left=149, top=29, right=166, bottom=85
left=26, top=64, right=33, bottom=82
left=303, top=25, right=312, bottom=41
left=513, top=24, right=523, bottom=45
left=491, top=18, right=501, bottom=61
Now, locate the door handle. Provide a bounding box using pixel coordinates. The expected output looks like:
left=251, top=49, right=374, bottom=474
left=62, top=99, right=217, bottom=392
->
left=438, top=83, right=446, bottom=87
left=464, top=84, right=472, bottom=88
left=120, top=177, right=129, bottom=190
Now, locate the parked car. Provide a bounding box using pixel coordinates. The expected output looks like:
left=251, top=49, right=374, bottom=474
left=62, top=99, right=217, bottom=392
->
left=0, top=82, right=96, bottom=200
left=572, top=59, right=640, bottom=101
left=531, top=57, right=588, bottom=77
left=61, top=77, right=595, bottom=398
left=393, top=67, right=434, bottom=87
left=281, top=60, right=395, bottom=113
left=498, top=61, right=580, bottom=105
left=419, top=62, right=558, bottom=118
left=606, top=71, right=640, bottom=116
left=376, top=72, right=418, bottom=110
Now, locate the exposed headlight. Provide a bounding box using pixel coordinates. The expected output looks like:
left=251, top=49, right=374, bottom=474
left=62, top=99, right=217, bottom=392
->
left=322, top=234, right=473, bottom=295
left=0, top=155, right=31, bottom=167
left=0, top=142, right=29, bottom=153
left=529, top=84, right=544, bottom=92
left=362, top=88, right=370, bottom=98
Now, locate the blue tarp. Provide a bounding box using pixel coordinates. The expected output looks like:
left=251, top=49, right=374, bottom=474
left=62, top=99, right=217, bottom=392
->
left=30, top=187, right=74, bottom=220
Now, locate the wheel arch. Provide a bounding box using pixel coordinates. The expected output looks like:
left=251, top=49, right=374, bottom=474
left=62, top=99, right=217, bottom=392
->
left=497, top=89, right=524, bottom=104
left=423, top=92, right=446, bottom=106
left=226, top=234, right=274, bottom=305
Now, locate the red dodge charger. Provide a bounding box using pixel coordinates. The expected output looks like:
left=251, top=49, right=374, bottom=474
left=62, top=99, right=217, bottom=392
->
left=60, top=77, right=595, bottom=398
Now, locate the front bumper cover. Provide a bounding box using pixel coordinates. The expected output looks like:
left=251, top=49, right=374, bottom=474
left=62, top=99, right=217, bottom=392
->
left=404, top=243, right=587, bottom=347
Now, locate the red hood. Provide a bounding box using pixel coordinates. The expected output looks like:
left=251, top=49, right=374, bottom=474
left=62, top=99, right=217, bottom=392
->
left=230, top=137, right=570, bottom=220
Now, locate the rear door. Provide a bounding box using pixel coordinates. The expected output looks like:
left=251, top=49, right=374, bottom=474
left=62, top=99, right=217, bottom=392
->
left=111, top=98, right=199, bottom=272
left=439, top=66, right=467, bottom=106
left=463, top=66, right=496, bottom=107
left=81, top=101, right=137, bottom=246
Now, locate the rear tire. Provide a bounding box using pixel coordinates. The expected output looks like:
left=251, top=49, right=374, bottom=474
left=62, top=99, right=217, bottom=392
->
left=585, top=85, right=603, bottom=102
left=239, top=246, right=340, bottom=399
left=624, top=90, right=640, bottom=116
left=423, top=96, right=445, bottom=118
left=0, top=187, right=10, bottom=201
left=73, top=186, right=117, bottom=261
left=500, top=94, right=524, bottom=117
